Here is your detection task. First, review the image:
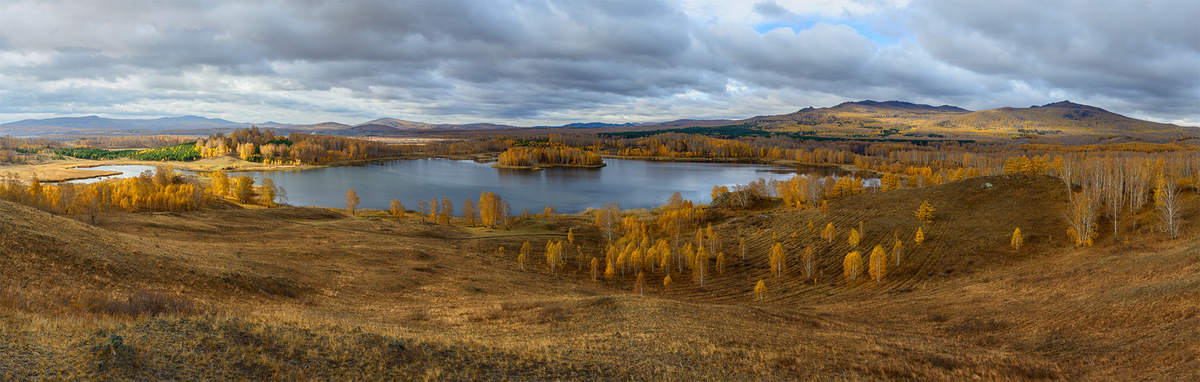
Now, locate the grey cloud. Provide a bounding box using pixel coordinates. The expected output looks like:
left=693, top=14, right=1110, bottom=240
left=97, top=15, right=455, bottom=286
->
left=909, top=0, right=1200, bottom=118
left=753, top=1, right=796, bottom=19
left=0, top=0, right=1196, bottom=125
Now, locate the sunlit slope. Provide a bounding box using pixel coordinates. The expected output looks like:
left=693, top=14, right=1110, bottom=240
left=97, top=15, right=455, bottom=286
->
left=0, top=199, right=192, bottom=292
left=655, top=174, right=1071, bottom=304
left=713, top=100, right=1195, bottom=142
left=934, top=101, right=1195, bottom=141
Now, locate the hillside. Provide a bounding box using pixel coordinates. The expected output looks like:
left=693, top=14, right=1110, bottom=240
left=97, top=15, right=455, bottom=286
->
left=2, top=174, right=1197, bottom=380
left=935, top=101, right=1196, bottom=142
left=621, top=100, right=1196, bottom=143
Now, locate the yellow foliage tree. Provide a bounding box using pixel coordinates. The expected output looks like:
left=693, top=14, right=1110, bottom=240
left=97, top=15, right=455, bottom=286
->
left=546, top=240, right=563, bottom=275
left=207, top=171, right=229, bottom=198
left=915, top=227, right=925, bottom=244
left=260, top=178, right=278, bottom=207
left=823, top=223, right=835, bottom=244
left=881, top=172, right=903, bottom=191
left=915, top=200, right=935, bottom=223
left=716, top=252, right=725, bottom=274
left=754, top=279, right=767, bottom=301
left=663, top=274, right=673, bottom=291
left=234, top=175, right=255, bottom=204
left=769, top=242, right=785, bottom=277
left=344, top=189, right=359, bottom=216
left=843, top=251, right=863, bottom=282
left=1011, top=227, right=1023, bottom=250
left=694, top=245, right=710, bottom=286
left=390, top=198, right=405, bottom=220
left=591, top=257, right=599, bottom=281
left=634, top=271, right=647, bottom=295
left=802, top=246, right=814, bottom=279
left=869, top=245, right=887, bottom=282
left=519, top=241, right=530, bottom=270
left=892, top=239, right=903, bottom=267
left=604, top=246, right=616, bottom=279
left=848, top=228, right=860, bottom=248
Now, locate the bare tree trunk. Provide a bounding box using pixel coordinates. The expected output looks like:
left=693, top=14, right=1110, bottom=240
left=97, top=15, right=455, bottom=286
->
left=1157, top=177, right=1182, bottom=239
left=1101, top=158, right=1126, bottom=239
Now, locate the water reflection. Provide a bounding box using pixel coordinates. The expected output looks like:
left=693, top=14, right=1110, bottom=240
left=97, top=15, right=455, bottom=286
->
left=70, top=158, right=875, bottom=214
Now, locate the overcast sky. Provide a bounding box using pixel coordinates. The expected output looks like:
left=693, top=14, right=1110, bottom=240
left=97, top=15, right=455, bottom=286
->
left=1, top=0, right=1197, bottom=126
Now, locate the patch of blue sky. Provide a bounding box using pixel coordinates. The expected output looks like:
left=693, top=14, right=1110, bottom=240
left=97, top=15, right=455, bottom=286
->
left=752, top=19, right=907, bottom=46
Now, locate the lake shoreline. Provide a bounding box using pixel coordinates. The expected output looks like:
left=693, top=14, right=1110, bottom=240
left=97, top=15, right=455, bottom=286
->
left=8, top=151, right=878, bottom=185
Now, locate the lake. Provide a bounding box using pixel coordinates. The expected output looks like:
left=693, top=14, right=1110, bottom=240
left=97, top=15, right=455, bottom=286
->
left=67, top=165, right=167, bottom=184
left=66, top=159, right=870, bottom=213
left=242, top=158, right=834, bottom=214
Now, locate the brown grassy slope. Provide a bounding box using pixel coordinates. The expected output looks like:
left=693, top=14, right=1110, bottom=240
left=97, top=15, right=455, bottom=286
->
left=661, top=174, right=1072, bottom=305
left=1, top=174, right=1198, bottom=380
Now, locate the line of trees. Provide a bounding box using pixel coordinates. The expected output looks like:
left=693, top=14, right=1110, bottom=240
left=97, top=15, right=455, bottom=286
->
left=0, top=166, right=214, bottom=216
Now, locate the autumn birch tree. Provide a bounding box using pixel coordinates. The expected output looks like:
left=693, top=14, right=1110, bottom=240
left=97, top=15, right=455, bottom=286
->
left=519, top=241, right=530, bottom=270
left=1011, top=228, right=1023, bottom=250
left=587, top=257, right=597, bottom=281
left=461, top=199, right=477, bottom=226
left=390, top=198, right=405, bottom=219
left=595, top=201, right=622, bottom=245
left=345, top=189, right=359, bottom=216
left=843, top=251, right=863, bottom=282
left=802, top=246, right=814, bottom=279
left=892, top=239, right=903, bottom=267
left=260, top=178, right=278, bottom=207
left=1157, top=176, right=1182, bottom=239
left=868, top=245, right=887, bottom=282
left=1065, top=188, right=1099, bottom=247
left=769, top=242, right=785, bottom=277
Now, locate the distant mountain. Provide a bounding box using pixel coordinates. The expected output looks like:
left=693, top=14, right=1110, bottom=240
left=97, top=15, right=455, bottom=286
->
left=289, top=121, right=352, bottom=130
left=5, top=100, right=1192, bottom=142
left=698, top=100, right=1194, bottom=142
left=936, top=101, right=1193, bottom=139
left=831, top=100, right=971, bottom=113
left=1, top=115, right=263, bottom=134
left=638, top=119, right=736, bottom=128
left=352, top=118, right=517, bottom=131
left=559, top=122, right=636, bottom=128
left=1, top=114, right=244, bottom=130
left=356, top=118, right=438, bottom=130
left=347, top=123, right=401, bottom=133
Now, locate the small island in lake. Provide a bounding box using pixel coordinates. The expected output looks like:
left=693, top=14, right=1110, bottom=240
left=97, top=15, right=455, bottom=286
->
left=490, top=146, right=606, bottom=170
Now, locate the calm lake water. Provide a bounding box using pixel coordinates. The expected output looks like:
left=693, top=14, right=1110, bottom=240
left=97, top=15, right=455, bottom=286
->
left=243, top=158, right=822, bottom=214
left=67, top=165, right=163, bottom=184
left=66, top=159, right=868, bottom=213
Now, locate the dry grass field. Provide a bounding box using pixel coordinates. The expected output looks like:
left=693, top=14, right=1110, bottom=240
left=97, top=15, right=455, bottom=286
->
left=1, top=174, right=1197, bottom=380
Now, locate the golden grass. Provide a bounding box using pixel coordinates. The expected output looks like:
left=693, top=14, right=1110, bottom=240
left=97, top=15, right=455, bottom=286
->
left=1, top=174, right=1197, bottom=380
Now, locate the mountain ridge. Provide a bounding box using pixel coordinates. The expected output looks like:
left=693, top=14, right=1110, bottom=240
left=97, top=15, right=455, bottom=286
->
left=4, top=100, right=1194, bottom=142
